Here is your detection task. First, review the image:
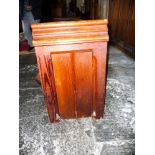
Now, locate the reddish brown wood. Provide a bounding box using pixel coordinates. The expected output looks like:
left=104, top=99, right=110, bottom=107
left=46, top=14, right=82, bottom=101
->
left=52, top=52, right=76, bottom=118
left=32, top=19, right=109, bottom=123
left=108, top=0, right=135, bottom=55
left=74, top=50, right=93, bottom=117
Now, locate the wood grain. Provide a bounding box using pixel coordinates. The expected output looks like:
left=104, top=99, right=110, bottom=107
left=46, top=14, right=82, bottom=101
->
left=74, top=51, right=93, bottom=117
left=32, top=19, right=109, bottom=46
left=32, top=20, right=109, bottom=123
left=32, top=19, right=108, bottom=29
left=108, top=0, right=135, bottom=55
left=51, top=52, right=75, bottom=118
left=35, top=47, right=59, bottom=122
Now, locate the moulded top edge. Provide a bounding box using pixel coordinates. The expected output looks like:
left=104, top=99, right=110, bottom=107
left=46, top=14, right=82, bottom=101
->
left=31, top=19, right=108, bottom=29
left=33, top=35, right=109, bottom=47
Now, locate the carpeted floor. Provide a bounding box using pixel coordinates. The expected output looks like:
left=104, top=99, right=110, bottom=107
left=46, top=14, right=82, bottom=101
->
left=19, top=46, right=135, bottom=155
left=19, top=40, right=29, bottom=52
left=19, top=33, right=29, bottom=52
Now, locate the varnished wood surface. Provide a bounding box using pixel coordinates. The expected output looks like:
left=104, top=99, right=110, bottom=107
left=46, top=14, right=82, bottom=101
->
left=108, top=0, right=135, bottom=55
left=32, top=25, right=108, bottom=36
left=35, top=48, right=59, bottom=122
left=32, top=19, right=108, bottom=29
left=52, top=52, right=76, bottom=118
left=32, top=19, right=109, bottom=46
left=35, top=42, right=108, bottom=122
left=32, top=35, right=109, bottom=46
left=73, top=51, right=93, bottom=117
left=51, top=50, right=93, bottom=118
left=32, top=20, right=109, bottom=123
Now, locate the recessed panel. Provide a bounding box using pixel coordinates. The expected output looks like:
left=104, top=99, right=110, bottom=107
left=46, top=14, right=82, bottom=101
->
left=51, top=53, right=75, bottom=118
left=74, top=51, right=93, bottom=117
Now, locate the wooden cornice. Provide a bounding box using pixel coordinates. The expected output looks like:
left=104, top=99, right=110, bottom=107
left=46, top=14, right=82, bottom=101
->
left=32, top=19, right=109, bottom=46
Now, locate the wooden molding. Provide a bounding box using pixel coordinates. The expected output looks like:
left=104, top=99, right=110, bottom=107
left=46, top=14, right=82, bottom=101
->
left=32, top=19, right=109, bottom=46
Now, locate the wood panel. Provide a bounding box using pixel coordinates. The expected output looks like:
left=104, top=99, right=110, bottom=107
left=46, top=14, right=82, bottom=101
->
left=51, top=53, right=75, bottom=118
left=32, top=20, right=109, bottom=123
left=108, top=0, right=135, bottom=56
left=35, top=47, right=59, bottom=122
left=74, top=51, right=93, bottom=117
left=47, top=42, right=107, bottom=119
left=51, top=50, right=93, bottom=118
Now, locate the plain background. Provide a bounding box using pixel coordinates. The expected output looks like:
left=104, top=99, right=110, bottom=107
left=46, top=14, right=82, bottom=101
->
left=0, top=0, right=155, bottom=154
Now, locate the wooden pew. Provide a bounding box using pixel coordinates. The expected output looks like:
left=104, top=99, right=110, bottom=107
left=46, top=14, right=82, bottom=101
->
left=32, top=19, right=109, bottom=123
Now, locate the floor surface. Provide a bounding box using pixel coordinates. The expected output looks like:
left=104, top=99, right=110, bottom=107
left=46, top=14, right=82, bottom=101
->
left=19, top=46, right=135, bottom=155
